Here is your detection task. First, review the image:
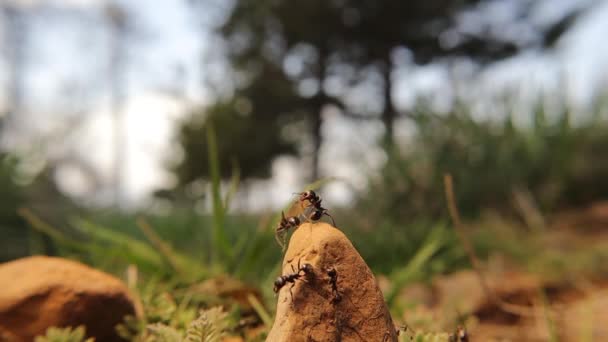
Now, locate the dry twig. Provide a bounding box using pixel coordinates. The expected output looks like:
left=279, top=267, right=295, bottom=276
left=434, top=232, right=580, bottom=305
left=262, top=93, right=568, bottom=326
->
left=443, top=174, right=539, bottom=318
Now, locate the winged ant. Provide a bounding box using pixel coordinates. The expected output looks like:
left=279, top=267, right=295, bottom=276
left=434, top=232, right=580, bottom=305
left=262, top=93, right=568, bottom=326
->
left=275, top=190, right=337, bottom=248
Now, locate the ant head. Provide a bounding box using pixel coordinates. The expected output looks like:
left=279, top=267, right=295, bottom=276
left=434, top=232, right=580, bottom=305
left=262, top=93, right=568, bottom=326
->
left=287, top=216, right=300, bottom=226
left=301, top=263, right=313, bottom=274
left=296, top=190, right=316, bottom=201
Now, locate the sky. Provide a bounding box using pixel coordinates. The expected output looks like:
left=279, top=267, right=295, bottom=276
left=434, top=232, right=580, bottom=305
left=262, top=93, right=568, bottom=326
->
left=1, top=0, right=608, bottom=210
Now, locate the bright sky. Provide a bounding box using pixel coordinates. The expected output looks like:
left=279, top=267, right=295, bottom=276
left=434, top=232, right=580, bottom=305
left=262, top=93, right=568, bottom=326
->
left=2, top=0, right=608, bottom=210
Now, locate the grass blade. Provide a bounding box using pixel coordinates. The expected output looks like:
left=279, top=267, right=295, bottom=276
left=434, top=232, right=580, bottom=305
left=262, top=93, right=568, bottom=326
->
left=223, top=158, right=240, bottom=211
left=70, top=218, right=167, bottom=273
left=247, top=293, right=273, bottom=328
left=386, top=225, right=444, bottom=305
left=136, top=218, right=184, bottom=275
left=207, top=122, right=232, bottom=264
left=18, top=208, right=86, bottom=252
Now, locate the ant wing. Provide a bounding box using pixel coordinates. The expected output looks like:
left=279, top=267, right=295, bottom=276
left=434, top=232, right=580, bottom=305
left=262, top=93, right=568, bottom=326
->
left=275, top=230, right=286, bottom=249
left=284, top=196, right=307, bottom=219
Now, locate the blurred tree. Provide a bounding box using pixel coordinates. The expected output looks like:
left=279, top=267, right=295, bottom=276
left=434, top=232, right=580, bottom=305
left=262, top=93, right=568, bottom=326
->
left=105, top=2, right=142, bottom=209
left=178, top=0, right=588, bottom=184
left=0, top=2, right=28, bottom=137
left=105, top=3, right=128, bottom=209
left=0, top=154, right=27, bottom=261
left=0, top=153, right=73, bottom=261
left=354, top=100, right=608, bottom=221
left=175, top=93, right=298, bottom=184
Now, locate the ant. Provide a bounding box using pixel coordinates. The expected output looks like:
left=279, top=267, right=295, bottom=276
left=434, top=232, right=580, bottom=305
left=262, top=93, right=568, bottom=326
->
left=297, top=190, right=336, bottom=226
left=275, top=211, right=301, bottom=248
left=326, top=266, right=342, bottom=304
left=273, top=260, right=313, bottom=302
left=274, top=190, right=336, bottom=249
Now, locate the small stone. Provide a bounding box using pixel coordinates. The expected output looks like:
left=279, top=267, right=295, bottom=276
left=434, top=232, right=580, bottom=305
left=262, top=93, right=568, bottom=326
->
left=266, top=222, right=398, bottom=342
left=0, top=256, right=138, bottom=341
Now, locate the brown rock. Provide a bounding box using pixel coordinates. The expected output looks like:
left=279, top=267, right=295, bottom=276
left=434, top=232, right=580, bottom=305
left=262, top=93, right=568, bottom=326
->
left=0, top=256, right=137, bottom=341
left=266, top=222, right=398, bottom=342
left=0, top=325, right=22, bottom=342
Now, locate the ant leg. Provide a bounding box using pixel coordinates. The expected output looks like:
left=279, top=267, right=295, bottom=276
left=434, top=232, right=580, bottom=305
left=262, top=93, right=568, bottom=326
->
left=324, top=212, right=336, bottom=226
left=303, top=204, right=318, bottom=223
left=290, top=262, right=297, bottom=274
left=327, top=267, right=341, bottom=303
left=289, top=282, right=295, bottom=303
left=333, top=291, right=342, bottom=303
left=300, top=209, right=310, bottom=223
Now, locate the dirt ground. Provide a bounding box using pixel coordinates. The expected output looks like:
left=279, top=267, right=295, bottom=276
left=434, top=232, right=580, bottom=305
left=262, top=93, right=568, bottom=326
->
left=398, top=204, right=608, bottom=341
left=465, top=273, right=607, bottom=341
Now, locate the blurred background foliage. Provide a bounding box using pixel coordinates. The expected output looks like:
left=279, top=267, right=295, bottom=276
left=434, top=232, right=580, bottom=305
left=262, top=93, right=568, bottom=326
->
left=1, top=0, right=608, bottom=339
left=176, top=0, right=582, bottom=183
left=357, top=100, right=608, bottom=221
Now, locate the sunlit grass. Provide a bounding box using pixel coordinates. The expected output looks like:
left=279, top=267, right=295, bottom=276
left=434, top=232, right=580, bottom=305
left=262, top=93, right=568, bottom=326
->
left=11, top=99, right=608, bottom=340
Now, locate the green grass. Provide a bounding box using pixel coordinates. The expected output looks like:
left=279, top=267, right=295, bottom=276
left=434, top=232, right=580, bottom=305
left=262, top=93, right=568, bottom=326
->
left=19, top=190, right=608, bottom=340
left=8, top=97, right=608, bottom=340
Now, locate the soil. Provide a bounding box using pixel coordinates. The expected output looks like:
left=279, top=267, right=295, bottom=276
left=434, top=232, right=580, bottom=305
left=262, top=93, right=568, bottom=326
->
left=398, top=203, right=608, bottom=342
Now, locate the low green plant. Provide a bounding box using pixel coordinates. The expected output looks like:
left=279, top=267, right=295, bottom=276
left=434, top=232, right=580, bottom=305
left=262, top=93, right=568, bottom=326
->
left=122, top=307, right=234, bottom=342
left=18, top=97, right=608, bottom=342
left=34, top=326, right=94, bottom=342
left=19, top=124, right=283, bottom=283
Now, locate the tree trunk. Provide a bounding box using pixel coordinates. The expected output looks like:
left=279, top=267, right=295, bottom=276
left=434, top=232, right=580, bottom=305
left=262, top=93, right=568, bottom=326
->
left=310, top=46, right=328, bottom=181
left=2, top=5, right=26, bottom=139
left=311, top=102, right=322, bottom=181
left=381, top=58, right=395, bottom=147
left=106, top=4, right=128, bottom=209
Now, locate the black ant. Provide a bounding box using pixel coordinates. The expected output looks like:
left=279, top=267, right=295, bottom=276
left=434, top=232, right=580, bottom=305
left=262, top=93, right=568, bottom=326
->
left=273, top=260, right=313, bottom=302
left=275, top=211, right=301, bottom=248
left=326, top=266, right=341, bottom=304
left=275, top=190, right=336, bottom=249
left=297, top=190, right=336, bottom=226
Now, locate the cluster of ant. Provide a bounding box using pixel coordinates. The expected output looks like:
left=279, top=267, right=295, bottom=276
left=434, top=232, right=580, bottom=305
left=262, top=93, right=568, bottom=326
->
left=273, top=259, right=342, bottom=305
left=272, top=191, right=469, bottom=341
left=273, top=190, right=340, bottom=303
left=275, top=190, right=335, bottom=248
